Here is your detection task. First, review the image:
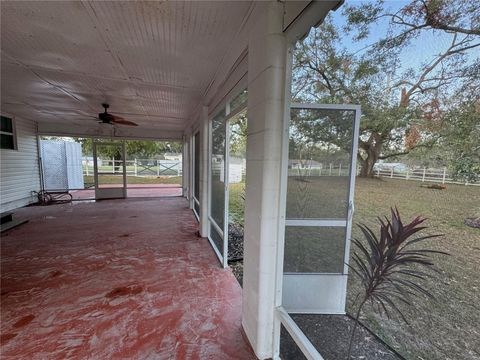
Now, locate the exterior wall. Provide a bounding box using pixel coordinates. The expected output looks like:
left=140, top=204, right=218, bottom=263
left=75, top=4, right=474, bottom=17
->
left=0, top=116, right=40, bottom=212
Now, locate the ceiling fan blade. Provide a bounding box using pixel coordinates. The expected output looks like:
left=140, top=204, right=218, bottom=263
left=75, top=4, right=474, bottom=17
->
left=110, top=115, right=138, bottom=127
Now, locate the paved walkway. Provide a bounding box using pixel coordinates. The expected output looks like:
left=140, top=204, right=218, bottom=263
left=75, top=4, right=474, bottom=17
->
left=71, top=184, right=183, bottom=200
left=1, top=198, right=255, bottom=359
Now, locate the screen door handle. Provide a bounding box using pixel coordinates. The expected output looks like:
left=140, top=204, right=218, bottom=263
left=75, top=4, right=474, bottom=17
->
left=349, top=200, right=355, bottom=221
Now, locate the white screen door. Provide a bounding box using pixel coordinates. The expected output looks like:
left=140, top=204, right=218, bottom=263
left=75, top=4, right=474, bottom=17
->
left=208, top=110, right=228, bottom=267
left=192, top=131, right=201, bottom=220
left=93, top=141, right=127, bottom=200
left=282, top=103, right=360, bottom=314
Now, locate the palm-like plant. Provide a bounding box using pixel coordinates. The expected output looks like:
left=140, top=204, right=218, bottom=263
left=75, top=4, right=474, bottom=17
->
left=346, top=208, right=448, bottom=359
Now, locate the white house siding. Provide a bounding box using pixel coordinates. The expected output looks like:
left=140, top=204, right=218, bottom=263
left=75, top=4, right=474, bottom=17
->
left=0, top=116, right=40, bottom=212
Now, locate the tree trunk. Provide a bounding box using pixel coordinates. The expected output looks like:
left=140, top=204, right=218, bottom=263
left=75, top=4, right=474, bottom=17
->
left=114, top=153, right=122, bottom=173
left=359, top=147, right=380, bottom=177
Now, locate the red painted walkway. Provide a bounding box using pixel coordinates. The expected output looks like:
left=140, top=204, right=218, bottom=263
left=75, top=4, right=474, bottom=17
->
left=1, top=198, right=255, bottom=359
left=71, top=184, right=183, bottom=200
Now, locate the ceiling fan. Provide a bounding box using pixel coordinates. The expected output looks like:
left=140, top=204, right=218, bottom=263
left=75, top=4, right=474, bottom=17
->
left=98, top=103, right=138, bottom=126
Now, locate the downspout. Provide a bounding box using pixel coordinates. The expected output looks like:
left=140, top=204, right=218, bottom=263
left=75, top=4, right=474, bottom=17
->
left=36, top=122, right=45, bottom=193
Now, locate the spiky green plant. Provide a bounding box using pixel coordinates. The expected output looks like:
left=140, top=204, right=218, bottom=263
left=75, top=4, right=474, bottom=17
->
left=346, top=208, right=447, bottom=359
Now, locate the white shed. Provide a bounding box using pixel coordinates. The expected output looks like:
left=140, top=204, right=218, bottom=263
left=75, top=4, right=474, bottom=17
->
left=40, top=140, right=84, bottom=190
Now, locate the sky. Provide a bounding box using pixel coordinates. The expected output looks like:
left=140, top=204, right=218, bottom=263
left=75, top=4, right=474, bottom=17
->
left=326, top=0, right=478, bottom=75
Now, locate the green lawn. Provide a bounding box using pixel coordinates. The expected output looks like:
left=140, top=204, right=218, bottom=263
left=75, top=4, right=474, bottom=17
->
left=229, top=177, right=480, bottom=359
left=349, top=178, right=480, bottom=360
left=83, top=175, right=181, bottom=185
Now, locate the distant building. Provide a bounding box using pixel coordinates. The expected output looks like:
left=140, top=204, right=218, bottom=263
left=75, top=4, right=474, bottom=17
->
left=288, top=159, right=323, bottom=169
left=164, top=153, right=182, bottom=161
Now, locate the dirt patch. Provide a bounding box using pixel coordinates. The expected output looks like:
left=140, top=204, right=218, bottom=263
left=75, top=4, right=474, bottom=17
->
left=281, top=314, right=402, bottom=360
left=228, top=222, right=244, bottom=261
left=13, top=315, right=35, bottom=328
left=232, top=257, right=400, bottom=359
left=228, top=222, right=244, bottom=286
left=464, top=217, right=480, bottom=229
left=420, top=184, right=446, bottom=190
left=105, top=285, right=143, bottom=298
left=230, top=261, right=243, bottom=286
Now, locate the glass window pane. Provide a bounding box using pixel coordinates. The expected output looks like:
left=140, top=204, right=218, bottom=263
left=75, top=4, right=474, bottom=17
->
left=194, top=132, right=200, bottom=199
left=229, top=89, right=247, bottom=115
left=210, top=111, right=226, bottom=231
left=284, top=226, right=346, bottom=273
left=228, top=109, right=247, bottom=254
left=1, top=116, right=13, bottom=133
left=286, top=109, right=355, bottom=219
left=210, top=223, right=223, bottom=256
left=194, top=201, right=200, bottom=219
left=280, top=324, right=309, bottom=360
left=1, top=134, right=14, bottom=149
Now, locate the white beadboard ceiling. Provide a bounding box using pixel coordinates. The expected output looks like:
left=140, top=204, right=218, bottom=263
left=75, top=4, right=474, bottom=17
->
left=1, top=1, right=252, bottom=132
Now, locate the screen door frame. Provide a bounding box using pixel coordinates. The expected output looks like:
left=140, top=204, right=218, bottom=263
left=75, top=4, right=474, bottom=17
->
left=280, top=103, right=361, bottom=314
left=93, top=141, right=127, bottom=200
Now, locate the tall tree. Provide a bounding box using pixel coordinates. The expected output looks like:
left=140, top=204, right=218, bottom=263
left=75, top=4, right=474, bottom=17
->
left=293, top=0, right=480, bottom=177
left=229, top=112, right=247, bottom=158
left=80, top=138, right=182, bottom=160
left=441, top=100, right=480, bottom=183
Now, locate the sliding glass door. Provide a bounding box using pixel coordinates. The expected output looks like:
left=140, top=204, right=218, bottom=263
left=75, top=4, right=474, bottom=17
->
left=208, top=89, right=247, bottom=267
left=192, top=131, right=201, bottom=220
left=208, top=110, right=228, bottom=266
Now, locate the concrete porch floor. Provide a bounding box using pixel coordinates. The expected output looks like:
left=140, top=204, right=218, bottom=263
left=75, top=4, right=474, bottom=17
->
left=71, top=184, right=183, bottom=200
left=0, top=198, right=255, bottom=359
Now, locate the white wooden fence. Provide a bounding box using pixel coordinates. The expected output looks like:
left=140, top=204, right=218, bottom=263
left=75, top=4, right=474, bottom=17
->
left=373, top=167, right=479, bottom=186
left=289, top=162, right=479, bottom=186
left=82, top=158, right=182, bottom=177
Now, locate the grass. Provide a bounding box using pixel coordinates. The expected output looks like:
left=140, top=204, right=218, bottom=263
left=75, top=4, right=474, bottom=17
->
left=83, top=175, right=182, bottom=185
left=349, top=178, right=480, bottom=360
left=229, top=177, right=480, bottom=359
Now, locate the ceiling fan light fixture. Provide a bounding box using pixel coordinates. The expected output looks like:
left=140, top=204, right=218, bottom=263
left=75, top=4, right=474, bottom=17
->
left=96, top=103, right=138, bottom=127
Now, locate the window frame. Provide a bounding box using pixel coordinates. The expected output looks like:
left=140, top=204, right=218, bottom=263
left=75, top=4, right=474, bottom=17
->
left=0, top=114, right=18, bottom=151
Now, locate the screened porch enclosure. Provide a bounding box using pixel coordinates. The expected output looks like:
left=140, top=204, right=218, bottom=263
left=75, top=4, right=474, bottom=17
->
left=38, top=136, right=183, bottom=201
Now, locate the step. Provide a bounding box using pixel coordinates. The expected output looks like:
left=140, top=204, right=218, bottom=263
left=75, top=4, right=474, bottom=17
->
left=0, top=212, right=13, bottom=225
left=0, top=218, right=28, bottom=233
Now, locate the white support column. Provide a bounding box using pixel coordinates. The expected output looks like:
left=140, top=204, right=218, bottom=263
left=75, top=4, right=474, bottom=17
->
left=242, top=3, right=287, bottom=359
left=182, top=135, right=189, bottom=199
left=199, top=106, right=209, bottom=237
left=189, top=133, right=194, bottom=207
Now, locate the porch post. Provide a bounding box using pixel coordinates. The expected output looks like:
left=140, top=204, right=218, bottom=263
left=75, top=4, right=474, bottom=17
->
left=199, top=106, right=209, bottom=237
left=189, top=132, right=194, bottom=207
left=242, top=2, right=287, bottom=359
left=183, top=134, right=190, bottom=201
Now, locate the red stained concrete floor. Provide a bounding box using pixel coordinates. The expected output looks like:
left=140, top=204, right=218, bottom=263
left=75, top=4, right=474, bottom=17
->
left=0, top=197, right=256, bottom=359
left=71, top=184, right=183, bottom=200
